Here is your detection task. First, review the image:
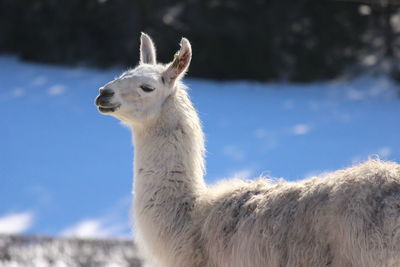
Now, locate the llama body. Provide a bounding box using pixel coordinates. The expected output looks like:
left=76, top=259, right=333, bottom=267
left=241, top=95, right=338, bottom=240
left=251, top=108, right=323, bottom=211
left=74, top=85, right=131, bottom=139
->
left=95, top=33, right=400, bottom=267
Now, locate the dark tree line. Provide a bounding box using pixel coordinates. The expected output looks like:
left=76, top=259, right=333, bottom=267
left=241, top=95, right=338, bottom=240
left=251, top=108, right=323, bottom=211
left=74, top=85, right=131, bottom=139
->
left=0, top=0, right=399, bottom=82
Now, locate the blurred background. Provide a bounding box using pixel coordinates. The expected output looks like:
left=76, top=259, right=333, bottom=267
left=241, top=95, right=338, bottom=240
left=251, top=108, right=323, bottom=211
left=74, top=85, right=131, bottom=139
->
left=2, top=0, right=400, bottom=81
left=1, top=0, right=400, bottom=265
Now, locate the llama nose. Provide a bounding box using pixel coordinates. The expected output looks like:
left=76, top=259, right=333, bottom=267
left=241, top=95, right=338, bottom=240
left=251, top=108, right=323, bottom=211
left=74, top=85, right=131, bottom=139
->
left=96, top=88, right=116, bottom=107
left=99, top=88, right=115, bottom=97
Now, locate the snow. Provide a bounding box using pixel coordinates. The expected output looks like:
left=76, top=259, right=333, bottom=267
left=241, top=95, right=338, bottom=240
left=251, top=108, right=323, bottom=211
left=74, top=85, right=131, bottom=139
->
left=0, top=212, right=34, bottom=234
left=60, top=218, right=130, bottom=239
left=0, top=235, right=142, bottom=266
left=1, top=55, right=399, bottom=237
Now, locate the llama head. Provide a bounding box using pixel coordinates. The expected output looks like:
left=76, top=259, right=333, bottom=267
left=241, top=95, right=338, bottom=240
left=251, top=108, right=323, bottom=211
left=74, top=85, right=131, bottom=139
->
left=95, top=33, right=192, bottom=125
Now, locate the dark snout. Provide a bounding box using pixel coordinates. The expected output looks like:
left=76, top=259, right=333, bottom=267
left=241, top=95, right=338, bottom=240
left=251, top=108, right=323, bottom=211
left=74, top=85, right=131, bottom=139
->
left=95, top=87, right=120, bottom=113
left=99, top=88, right=114, bottom=97
left=95, top=88, right=114, bottom=106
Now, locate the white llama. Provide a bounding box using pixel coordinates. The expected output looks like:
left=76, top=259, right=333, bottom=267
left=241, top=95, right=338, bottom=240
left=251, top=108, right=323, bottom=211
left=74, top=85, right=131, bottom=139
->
left=95, top=33, right=400, bottom=267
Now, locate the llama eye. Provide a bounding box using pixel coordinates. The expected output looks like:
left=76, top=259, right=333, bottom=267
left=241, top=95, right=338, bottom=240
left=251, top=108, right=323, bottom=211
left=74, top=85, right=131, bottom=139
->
left=140, top=84, right=155, bottom=93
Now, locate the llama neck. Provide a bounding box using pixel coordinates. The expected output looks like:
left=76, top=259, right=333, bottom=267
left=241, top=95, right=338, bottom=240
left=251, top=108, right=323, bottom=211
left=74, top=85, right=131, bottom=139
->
left=131, top=89, right=206, bottom=221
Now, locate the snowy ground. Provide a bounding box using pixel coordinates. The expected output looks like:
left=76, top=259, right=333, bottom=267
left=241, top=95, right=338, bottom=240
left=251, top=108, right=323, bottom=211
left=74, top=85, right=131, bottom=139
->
left=1, top=56, right=400, bottom=238
left=0, top=234, right=142, bottom=266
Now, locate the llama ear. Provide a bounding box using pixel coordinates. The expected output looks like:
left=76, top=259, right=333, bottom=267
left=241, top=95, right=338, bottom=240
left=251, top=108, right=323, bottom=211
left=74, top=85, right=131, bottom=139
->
left=140, top=32, right=157, bottom=65
left=163, top=38, right=192, bottom=84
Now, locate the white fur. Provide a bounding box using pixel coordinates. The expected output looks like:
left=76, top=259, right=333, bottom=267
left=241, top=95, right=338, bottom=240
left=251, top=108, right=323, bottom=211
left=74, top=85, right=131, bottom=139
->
left=96, top=33, right=400, bottom=267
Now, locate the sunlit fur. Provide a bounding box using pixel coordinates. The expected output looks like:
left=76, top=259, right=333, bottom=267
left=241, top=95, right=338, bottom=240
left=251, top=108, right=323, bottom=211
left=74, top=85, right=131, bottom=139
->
left=97, top=33, right=400, bottom=267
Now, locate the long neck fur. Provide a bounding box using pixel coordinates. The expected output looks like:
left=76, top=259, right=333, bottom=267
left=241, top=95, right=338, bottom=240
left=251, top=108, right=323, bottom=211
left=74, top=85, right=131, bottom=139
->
left=130, top=85, right=206, bottom=262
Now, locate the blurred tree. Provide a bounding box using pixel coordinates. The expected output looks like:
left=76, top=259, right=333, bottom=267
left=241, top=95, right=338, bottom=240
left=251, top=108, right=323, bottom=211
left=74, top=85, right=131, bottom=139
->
left=357, top=2, right=400, bottom=80
left=0, top=0, right=398, bottom=82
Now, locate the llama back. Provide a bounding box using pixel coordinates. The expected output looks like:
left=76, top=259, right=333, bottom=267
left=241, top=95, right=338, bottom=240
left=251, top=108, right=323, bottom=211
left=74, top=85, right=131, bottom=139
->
left=199, top=160, right=400, bottom=267
left=326, top=160, right=400, bottom=267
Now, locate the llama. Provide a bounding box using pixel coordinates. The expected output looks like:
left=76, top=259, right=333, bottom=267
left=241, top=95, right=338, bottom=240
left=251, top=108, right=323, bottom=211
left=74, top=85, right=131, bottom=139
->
left=95, top=33, right=400, bottom=267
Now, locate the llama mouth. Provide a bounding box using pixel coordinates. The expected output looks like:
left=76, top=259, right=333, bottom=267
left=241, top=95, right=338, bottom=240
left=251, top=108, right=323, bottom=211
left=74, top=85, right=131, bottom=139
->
left=95, top=95, right=121, bottom=113
left=98, top=104, right=121, bottom=113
